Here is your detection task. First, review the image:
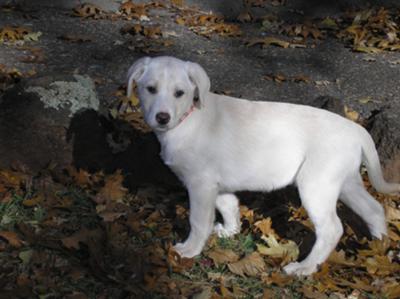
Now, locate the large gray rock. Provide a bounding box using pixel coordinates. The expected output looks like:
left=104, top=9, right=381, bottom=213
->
left=369, top=108, right=400, bottom=183
left=0, top=75, right=180, bottom=187
left=0, top=74, right=99, bottom=171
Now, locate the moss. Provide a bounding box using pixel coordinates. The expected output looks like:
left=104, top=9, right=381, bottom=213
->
left=26, top=75, right=99, bottom=117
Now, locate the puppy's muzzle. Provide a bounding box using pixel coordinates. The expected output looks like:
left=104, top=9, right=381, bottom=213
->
left=156, top=112, right=171, bottom=125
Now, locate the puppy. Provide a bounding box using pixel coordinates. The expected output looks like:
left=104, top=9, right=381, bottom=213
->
left=127, top=56, right=399, bottom=275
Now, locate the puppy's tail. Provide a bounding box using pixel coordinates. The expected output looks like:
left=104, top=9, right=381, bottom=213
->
left=360, top=127, right=400, bottom=194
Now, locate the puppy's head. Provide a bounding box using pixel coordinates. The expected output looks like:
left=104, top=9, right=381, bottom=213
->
left=126, top=56, right=210, bottom=132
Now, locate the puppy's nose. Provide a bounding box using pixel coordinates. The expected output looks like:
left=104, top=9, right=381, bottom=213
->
left=156, top=112, right=171, bottom=125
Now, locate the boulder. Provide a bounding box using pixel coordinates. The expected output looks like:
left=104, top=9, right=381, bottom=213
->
left=0, top=74, right=99, bottom=171
left=369, top=108, right=400, bottom=183
left=0, top=75, right=180, bottom=187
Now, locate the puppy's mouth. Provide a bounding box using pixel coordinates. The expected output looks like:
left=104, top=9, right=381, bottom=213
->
left=153, top=124, right=171, bottom=132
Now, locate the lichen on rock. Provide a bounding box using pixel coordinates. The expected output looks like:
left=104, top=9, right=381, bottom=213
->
left=26, top=75, right=99, bottom=117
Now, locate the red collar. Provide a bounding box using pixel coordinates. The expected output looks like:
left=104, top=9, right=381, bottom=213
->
left=178, top=104, right=195, bottom=125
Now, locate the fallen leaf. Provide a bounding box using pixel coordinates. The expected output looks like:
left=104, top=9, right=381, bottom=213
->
left=228, top=252, right=266, bottom=277
left=61, top=228, right=102, bottom=250
left=206, top=248, right=239, bottom=265
left=19, top=249, right=33, bottom=264
left=247, top=37, right=290, bottom=48
left=254, top=218, right=276, bottom=236
left=167, top=246, right=195, bottom=272
left=257, top=234, right=299, bottom=262
left=0, top=231, right=23, bottom=248
left=262, top=272, right=293, bottom=287
left=73, top=3, right=104, bottom=19
left=353, top=46, right=382, bottom=53
left=58, top=34, right=92, bottom=43
left=96, top=170, right=127, bottom=202
left=327, top=250, right=355, bottom=266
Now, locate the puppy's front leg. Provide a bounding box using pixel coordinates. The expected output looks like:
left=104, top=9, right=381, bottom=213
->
left=174, top=183, right=217, bottom=258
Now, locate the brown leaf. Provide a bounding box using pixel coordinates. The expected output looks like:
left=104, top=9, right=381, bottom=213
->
left=58, top=34, right=92, bottom=43
left=0, top=231, right=24, bottom=248
left=262, top=272, right=293, bottom=287
left=97, top=170, right=127, bottom=202
left=61, top=228, right=102, bottom=250
left=227, top=252, right=266, bottom=277
left=327, top=250, right=355, bottom=266
left=0, top=26, right=31, bottom=42
left=247, top=37, right=290, bottom=48
left=73, top=4, right=104, bottom=19
left=167, top=246, right=195, bottom=272
left=206, top=248, right=239, bottom=265
left=254, top=218, right=276, bottom=236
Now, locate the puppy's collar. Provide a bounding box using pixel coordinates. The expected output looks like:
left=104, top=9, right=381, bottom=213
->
left=178, top=104, right=195, bottom=125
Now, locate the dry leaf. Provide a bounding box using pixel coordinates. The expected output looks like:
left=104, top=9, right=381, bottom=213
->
left=0, top=231, right=23, bottom=248
left=257, top=234, right=299, bottom=262
left=97, top=170, right=127, bottom=202
left=167, top=246, right=195, bottom=272
left=228, top=252, right=266, bottom=277
left=61, top=228, right=102, bottom=250
left=344, top=105, right=359, bottom=122
left=262, top=272, right=293, bottom=286
left=247, top=37, right=290, bottom=48
left=73, top=4, right=104, bottom=19
left=254, top=218, right=276, bottom=236
left=207, top=248, right=239, bottom=265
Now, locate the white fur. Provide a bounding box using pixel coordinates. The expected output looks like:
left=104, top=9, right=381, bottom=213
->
left=127, top=56, right=400, bottom=276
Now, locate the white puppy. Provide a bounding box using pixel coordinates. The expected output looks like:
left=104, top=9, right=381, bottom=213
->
left=127, top=56, right=399, bottom=275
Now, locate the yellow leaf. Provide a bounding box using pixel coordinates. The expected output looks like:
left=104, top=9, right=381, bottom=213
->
left=353, top=46, right=382, bottom=53
left=254, top=218, right=276, bottom=236
left=344, top=105, right=359, bottom=122
left=228, top=252, right=266, bottom=277
left=320, top=17, right=338, bottom=30
left=257, top=235, right=299, bottom=262
left=22, top=196, right=42, bottom=207
left=382, top=281, right=400, bottom=299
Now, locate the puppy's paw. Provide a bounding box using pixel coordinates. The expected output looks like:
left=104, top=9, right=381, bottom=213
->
left=173, top=241, right=202, bottom=258
left=283, top=261, right=318, bottom=276
left=214, top=222, right=240, bottom=238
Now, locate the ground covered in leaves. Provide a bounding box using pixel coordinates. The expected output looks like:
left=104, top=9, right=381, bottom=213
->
left=0, top=165, right=399, bottom=299
left=1, top=0, right=400, bottom=298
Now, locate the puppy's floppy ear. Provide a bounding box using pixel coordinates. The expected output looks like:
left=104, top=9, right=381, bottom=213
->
left=185, top=61, right=210, bottom=108
left=126, top=57, right=151, bottom=97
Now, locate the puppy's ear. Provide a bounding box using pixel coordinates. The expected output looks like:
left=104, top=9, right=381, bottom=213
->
left=185, top=61, right=210, bottom=108
left=126, top=57, right=151, bottom=97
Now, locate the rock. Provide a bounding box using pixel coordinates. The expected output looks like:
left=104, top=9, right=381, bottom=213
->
left=0, top=74, right=99, bottom=171
left=369, top=108, right=400, bottom=183
left=311, top=95, right=345, bottom=117
left=0, top=75, right=180, bottom=188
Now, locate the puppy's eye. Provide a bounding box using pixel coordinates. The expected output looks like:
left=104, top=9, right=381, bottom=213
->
left=147, top=86, right=157, bottom=94
left=175, top=90, right=184, bottom=98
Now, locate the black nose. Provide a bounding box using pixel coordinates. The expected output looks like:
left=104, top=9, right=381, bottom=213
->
left=155, top=112, right=171, bottom=125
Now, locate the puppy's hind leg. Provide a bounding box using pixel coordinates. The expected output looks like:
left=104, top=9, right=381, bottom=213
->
left=214, top=194, right=241, bottom=237
left=340, top=173, right=387, bottom=239
left=284, top=180, right=343, bottom=276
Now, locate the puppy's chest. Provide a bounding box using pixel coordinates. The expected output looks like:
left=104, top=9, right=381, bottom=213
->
left=160, top=143, right=193, bottom=178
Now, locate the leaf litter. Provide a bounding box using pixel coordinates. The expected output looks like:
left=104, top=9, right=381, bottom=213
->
left=0, top=155, right=398, bottom=298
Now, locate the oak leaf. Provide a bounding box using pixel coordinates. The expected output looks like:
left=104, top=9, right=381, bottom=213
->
left=227, top=252, right=266, bottom=277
